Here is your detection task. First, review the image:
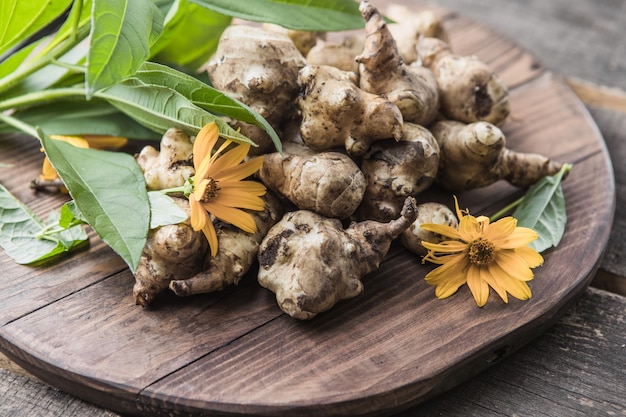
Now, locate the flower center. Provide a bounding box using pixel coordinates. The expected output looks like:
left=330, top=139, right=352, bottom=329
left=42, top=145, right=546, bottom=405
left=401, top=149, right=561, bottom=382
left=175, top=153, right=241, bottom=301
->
left=467, top=237, right=495, bottom=265
left=200, top=177, right=219, bottom=202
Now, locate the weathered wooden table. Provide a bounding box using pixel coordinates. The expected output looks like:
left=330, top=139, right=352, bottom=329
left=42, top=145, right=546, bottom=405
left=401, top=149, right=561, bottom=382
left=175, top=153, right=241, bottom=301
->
left=1, top=0, right=625, bottom=416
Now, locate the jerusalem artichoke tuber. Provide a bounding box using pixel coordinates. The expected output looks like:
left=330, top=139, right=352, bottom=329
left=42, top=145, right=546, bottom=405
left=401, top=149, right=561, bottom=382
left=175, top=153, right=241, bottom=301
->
left=356, top=123, right=440, bottom=222
left=136, top=128, right=195, bottom=191
left=297, top=64, right=403, bottom=155
left=305, top=35, right=364, bottom=73
left=430, top=120, right=563, bottom=191
left=416, top=36, right=510, bottom=125
left=133, top=197, right=208, bottom=306
left=356, top=1, right=440, bottom=127
left=401, top=202, right=458, bottom=257
left=257, top=197, right=418, bottom=319
left=169, top=192, right=284, bottom=297
left=258, top=150, right=366, bottom=219
left=206, top=25, right=306, bottom=154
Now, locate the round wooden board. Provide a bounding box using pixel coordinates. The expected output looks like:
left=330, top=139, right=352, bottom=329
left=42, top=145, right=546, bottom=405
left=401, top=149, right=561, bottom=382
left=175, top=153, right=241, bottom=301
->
left=0, top=3, right=616, bottom=417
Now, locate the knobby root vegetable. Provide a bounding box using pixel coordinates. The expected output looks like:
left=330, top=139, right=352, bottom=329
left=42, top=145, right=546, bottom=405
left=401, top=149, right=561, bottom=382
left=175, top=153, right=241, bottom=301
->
left=169, top=192, right=284, bottom=297
left=136, top=128, right=195, bottom=190
left=386, top=5, right=449, bottom=64
left=258, top=151, right=366, bottom=219
left=431, top=120, right=564, bottom=191
left=416, top=36, right=510, bottom=125
left=401, top=202, right=458, bottom=256
left=297, top=64, right=403, bottom=155
left=356, top=1, right=440, bottom=126
left=133, top=197, right=208, bottom=306
left=257, top=196, right=418, bottom=319
left=206, top=25, right=306, bottom=154
left=357, top=122, right=440, bottom=222
left=305, top=35, right=364, bottom=73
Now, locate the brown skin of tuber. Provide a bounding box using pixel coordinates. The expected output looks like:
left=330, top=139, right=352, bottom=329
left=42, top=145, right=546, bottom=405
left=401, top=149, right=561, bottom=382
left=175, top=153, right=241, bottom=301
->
left=169, top=192, right=284, bottom=297
left=258, top=151, right=366, bottom=219
left=386, top=6, right=449, bottom=64
left=416, top=36, right=510, bottom=126
left=356, top=1, right=440, bottom=127
left=357, top=123, right=440, bottom=222
left=206, top=25, right=306, bottom=154
left=306, top=35, right=364, bottom=73
left=136, top=128, right=195, bottom=191
left=133, top=198, right=208, bottom=306
left=297, top=64, right=403, bottom=156
left=401, top=202, right=458, bottom=257
left=431, top=120, right=564, bottom=191
left=257, top=197, right=418, bottom=319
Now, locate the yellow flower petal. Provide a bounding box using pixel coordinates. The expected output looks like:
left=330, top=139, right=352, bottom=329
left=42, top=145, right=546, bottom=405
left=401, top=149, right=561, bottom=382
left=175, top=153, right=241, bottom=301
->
left=483, top=266, right=509, bottom=303
left=420, top=223, right=463, bottom=240
left=216, top=156, right=265, bottom=182
left=214, top=188, right=266, bottom=211
left=466, top=265, right=490, bottom=307
left=495, top=226, right=538, bottom=249
left=515, top=245, right=544, bottom=268
left=494, top=250, right=535, bottom=281
left=193, top=123, right=220, bottom=174
left=203, top=201, right=257, bottom=233
left=40, top=158, right=59, bottom=180
left=202, top=218, right=219, bottom=257
left=424, top=253, right=468, bottom=285
left=489, top=262, right=533, bottom=300
left=483, top=216, right=517, bottom=243
left=421, top=239, right=468, bottom=254
left=209, top=143, right=251, bottom=175
left=84, top=135, right=128, bottom=149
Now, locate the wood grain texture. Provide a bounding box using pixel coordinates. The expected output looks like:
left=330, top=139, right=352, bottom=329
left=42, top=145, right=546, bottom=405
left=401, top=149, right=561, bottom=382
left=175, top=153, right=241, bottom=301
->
left=0, top=3, right=617, bottom=417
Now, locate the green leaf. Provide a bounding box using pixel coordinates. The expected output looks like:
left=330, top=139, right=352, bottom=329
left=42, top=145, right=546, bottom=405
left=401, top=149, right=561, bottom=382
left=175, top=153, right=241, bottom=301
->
left=148, top=191, right=188, bottom=229
left=151, top=0, right=232, bottom=71
left=40, top=131, right=150, bottom=272
left=0, top=39, right=41, bottom=79
left=0, top=100, right=160, bottom=140
left=188, top=0, right=364, bottom=31
left=96, top=77, right=254, bottom=144
left=513, top=164, right=572, bottom=252
left=59, top=200, right=87, bottom=228
left=87, top=0, right=164, bottom=97
left=135, top=62, right=280, bottom=149
left=0, top=183, right=87, bottom=264
left=0, top=0, right=73, bottom=57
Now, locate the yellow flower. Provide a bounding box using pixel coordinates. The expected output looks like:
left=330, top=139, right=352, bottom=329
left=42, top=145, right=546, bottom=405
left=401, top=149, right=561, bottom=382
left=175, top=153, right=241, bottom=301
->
left=39, top=134, right=128, bottom=185
left=188, top=122, right=266, bottom=256
left=420, top=197, right=544, bottom=307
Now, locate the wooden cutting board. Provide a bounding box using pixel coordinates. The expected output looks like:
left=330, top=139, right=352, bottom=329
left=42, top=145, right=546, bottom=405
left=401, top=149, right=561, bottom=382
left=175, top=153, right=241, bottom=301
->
left=0, top=3, right=615, bottom=416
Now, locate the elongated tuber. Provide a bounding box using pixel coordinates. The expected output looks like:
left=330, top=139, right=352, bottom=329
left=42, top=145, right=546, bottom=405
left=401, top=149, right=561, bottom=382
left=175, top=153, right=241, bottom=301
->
left=357, top=122, right=440, bottom=222
left=431, top=120, right=563, bottom=191
left=356, top=1, right=440, bottom=127
left=258, top=151, right=366, bottom=219
left=401, top=202, right=458, bottom=256
left=297, top=64, right=403, bottom=155
left=206, top=25, right=306, bottom=154
left=169, top=192, right=284, bottom=297
left=416, top=36, right=510, bottom=125
left=136, top=128, right=195, bottom=190
left=133, top=197, right=208, bottom=306
left=258, top=197, right=418, bottom=319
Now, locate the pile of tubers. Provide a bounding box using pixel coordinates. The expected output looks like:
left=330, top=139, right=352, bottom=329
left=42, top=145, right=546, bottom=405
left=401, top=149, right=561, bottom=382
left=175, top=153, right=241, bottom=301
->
left=132, top=1, right=564, bottom=319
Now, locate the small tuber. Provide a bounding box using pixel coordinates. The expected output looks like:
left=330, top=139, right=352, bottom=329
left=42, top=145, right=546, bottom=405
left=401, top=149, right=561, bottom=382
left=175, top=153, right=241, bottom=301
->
left=136, top=128, right=195, bottom=191
left=257, top=197, right=418, bottom=319
left=297, top=64, right=403, bottom=156
left=416, top=36, right=510, bottom=125
left=258, top=151, right=366, bottom=219
left=356, top=1, right=440, bottom=127
left=357, top=123, right=440, bottom=222
left=431, top=120, right=563, bottom=191
left=169, top=192, right=284, bottom=297
left=401, top=202, right=458, bottom=257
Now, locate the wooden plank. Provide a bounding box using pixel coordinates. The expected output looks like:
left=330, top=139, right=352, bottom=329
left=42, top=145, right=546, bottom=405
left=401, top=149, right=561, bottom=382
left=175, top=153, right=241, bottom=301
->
left=397, top=287, right=626, bottom=417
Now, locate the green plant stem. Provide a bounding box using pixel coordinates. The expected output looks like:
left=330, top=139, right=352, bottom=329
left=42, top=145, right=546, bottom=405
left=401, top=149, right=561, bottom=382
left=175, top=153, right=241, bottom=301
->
left=0, top=25, right=89, bottom=95
left=489, top=196, right=524, bottom=222
left=0, top=87, right=85, bottom=112
left=0, top=112, right=39, bottom=138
